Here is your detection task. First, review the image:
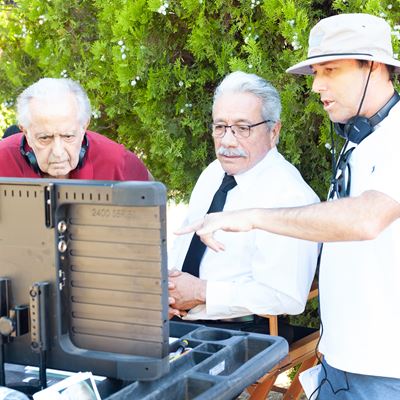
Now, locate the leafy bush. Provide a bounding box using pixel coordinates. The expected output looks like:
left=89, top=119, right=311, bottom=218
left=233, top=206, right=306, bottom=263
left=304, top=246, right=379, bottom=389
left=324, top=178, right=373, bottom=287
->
left=0, top=0, right=399, bottom=199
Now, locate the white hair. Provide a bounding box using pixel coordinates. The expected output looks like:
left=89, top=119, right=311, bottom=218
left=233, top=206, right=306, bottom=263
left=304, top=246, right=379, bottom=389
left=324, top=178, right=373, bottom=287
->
left=17, top=78, right=92, bottom=128
left=213, top=71, right=282, bottom=126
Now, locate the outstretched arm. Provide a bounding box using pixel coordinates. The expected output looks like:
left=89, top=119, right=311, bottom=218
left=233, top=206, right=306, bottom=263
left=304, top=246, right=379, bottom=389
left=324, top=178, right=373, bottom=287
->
left=176, top=190, right=400, bottom=251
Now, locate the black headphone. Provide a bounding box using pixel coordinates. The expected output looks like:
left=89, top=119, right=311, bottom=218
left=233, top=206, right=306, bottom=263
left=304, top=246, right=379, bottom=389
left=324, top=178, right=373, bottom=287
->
left=20, top=134, right=89, bottom=175
left=334, top=91, right=400, bottom=144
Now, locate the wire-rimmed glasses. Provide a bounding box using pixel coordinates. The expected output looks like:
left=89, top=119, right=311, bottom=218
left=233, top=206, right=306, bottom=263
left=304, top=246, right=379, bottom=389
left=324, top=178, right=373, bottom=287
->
left=211, top=120, right=274, bottom=138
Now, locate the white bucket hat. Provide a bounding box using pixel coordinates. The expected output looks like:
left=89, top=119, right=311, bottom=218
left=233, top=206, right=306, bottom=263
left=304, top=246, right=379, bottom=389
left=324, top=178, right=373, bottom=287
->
left=287, top=13, right=400, bottom=75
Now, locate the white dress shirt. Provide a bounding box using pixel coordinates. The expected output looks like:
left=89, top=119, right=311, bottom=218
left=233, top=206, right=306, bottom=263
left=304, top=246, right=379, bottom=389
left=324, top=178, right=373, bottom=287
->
left=169, top=147, right=319, bottom=320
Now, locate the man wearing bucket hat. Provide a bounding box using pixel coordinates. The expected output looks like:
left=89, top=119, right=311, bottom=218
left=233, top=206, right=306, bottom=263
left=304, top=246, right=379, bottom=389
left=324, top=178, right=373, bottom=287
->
left=177, top=13, right=400, bottom=399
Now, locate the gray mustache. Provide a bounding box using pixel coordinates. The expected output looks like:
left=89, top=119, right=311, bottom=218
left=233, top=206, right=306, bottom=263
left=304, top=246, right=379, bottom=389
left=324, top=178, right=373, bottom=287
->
left=217, top=147, right=248, bottom=157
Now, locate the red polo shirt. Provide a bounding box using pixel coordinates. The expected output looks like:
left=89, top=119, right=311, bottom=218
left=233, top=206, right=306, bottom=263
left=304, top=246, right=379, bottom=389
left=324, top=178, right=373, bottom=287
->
left=0, top=131, right=149, bottom=181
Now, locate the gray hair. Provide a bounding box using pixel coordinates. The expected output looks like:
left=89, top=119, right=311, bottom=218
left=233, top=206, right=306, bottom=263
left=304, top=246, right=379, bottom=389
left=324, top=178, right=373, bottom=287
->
left=213, top=71, right=281, bottom=127
left=17, top=78, right=92, bottom=128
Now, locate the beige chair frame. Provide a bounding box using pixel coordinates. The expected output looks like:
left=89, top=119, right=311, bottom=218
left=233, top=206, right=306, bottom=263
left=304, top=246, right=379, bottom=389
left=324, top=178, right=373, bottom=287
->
left=247, top=281, right=320, bottom=400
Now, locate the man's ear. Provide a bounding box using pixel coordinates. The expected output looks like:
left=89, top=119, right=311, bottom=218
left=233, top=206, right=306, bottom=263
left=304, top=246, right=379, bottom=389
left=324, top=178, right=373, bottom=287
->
left=79, top=120, right=90, bottom=146
left=368, top=60, right=379, bottom=72
left=271, top=120, right=281, bottom=145
left=21, top=127, right=33, bottom=147
left=83, top=119, right=90, bottom=133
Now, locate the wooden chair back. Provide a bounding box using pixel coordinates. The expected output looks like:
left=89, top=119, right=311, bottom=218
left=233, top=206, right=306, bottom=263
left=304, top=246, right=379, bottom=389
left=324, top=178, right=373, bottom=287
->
left=247, top=280, right=320, bottom=400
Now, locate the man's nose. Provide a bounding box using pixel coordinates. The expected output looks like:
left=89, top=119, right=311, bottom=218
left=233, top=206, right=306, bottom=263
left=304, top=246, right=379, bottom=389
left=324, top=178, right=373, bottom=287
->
left=311, top=74, right=326, bottom=93
left=51, top=137, right=65, bottom=157
left=220, top=127, right=238, bottom=146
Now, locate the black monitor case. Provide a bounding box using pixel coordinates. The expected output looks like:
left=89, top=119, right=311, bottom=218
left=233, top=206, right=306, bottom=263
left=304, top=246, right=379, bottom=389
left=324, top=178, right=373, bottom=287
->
left=0, top=178, right=169, bottom=381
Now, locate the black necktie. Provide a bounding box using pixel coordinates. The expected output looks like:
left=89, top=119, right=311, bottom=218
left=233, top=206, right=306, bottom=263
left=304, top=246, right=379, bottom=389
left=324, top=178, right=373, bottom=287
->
left=181, top=173, right=237, bottom=277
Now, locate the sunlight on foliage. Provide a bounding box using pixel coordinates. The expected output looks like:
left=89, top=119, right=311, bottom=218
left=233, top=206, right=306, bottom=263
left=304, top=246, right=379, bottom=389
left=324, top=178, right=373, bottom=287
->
left=0, top=0, right=398, bottom=201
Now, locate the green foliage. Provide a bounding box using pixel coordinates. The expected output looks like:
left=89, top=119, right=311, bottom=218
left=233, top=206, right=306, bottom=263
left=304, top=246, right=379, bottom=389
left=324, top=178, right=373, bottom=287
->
left=289, top=296, right=320, bottom=328
left=0, top=0, right=399, bottom=203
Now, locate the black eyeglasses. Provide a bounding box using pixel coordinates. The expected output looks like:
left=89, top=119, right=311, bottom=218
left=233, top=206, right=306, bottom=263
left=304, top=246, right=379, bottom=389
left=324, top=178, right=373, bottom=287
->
left=211, top=120, right=274, bottom=138
left=329, top=147, right=355, bottom=199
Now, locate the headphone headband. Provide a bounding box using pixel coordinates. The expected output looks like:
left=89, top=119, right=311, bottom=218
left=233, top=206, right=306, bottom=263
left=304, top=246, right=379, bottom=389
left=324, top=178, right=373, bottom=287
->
left=334, top=91, right=400, bottom=144
left=369, top=91, right=400, bottom=127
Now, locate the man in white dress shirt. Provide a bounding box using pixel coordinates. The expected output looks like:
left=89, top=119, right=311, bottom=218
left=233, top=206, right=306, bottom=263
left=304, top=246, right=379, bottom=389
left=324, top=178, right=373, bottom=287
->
left=168, top=71, right=319, bottom=341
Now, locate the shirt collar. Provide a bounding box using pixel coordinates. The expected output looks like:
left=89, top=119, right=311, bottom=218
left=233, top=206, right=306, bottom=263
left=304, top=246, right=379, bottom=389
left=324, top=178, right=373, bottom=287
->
left=231, top=146, right=279, bottom=187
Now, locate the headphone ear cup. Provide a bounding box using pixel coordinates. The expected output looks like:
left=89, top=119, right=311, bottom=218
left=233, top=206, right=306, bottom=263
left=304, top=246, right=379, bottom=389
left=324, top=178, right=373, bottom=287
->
left=346, top=116, right=373, bottom=144
left=333, top=122, right=346, bottom=139
left=20, top=136, right=40, bottom=174
left=334, top=116, right=373, bottom=144
left=334, top=117, right=357, bottom=140
left=77, top=134, right=89, bottom=169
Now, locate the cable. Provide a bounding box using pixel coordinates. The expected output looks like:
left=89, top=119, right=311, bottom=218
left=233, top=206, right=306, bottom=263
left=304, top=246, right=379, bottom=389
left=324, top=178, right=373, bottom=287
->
left=328, top=62, right=374, bottom=201
left=0, top=342, right=5, bottom=386
left=39, top=350, right=47, bottom=389
left=329, top=121, right=336, bottom=180
left=309, top=245, right=350, bottom=399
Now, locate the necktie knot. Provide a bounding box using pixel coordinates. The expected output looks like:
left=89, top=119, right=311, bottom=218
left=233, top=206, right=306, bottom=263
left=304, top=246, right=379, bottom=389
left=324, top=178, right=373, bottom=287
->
left=220, top=173, right=237, bottom=193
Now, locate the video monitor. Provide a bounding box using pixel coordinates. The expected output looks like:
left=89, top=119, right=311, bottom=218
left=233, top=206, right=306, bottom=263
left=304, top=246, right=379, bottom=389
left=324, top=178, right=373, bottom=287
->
left=0, top=178, right=169, bottom=381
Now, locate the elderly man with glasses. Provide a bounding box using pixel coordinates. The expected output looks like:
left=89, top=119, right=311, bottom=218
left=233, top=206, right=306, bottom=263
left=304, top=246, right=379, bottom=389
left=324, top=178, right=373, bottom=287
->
left=168, top=71, right=319, bottom=342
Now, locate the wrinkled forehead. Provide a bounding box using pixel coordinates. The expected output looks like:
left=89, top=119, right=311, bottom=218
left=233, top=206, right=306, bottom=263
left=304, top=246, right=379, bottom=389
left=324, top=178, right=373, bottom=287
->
left=27, top=94, right=82, bottom=129
left=212, top=91, right=263, bottom=119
